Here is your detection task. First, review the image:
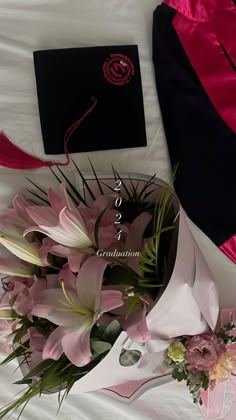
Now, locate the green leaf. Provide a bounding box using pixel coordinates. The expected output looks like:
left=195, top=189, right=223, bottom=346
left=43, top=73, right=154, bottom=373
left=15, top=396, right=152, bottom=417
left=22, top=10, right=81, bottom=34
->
left=72, top=160, right=96, bottom=200
left=56, top=165, right=87, bottom=206
left=25, top=189, right=50, bottom=205
left=26, top=178, right=48, bottom=196
left=104, top=265, right=139, bottom=288
left=89, top=157, right=104, bottom=195
left=103, top=320, right=122, bottom=343
left=9, top=294, right=18, bottom=308
left=49, top=167, right=80, bottom=207
left=0, top=341, right=30, bottom=366
left=19, top=359, right=55, bottom=381
left=91, top=339, right=112, bottom=354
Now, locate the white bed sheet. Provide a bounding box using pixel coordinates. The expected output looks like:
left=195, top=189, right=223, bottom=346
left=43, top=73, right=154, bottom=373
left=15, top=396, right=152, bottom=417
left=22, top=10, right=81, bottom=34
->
left=1, top=1, right=236, bottom=419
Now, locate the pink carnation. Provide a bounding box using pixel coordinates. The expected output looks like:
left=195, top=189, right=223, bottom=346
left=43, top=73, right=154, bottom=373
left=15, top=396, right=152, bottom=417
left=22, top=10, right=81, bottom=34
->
left=186, top=333, right=227, bottom=373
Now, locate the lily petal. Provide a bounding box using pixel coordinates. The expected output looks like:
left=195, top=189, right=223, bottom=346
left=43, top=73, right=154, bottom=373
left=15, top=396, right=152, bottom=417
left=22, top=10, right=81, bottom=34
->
left=59, top=208, right=93, bottom=248
left=100, top=290, right=124, bottom=313
left=26, top=206, right=57, bottom=226
left=59, top=265, right=77, bottom=291
left=62, top=322, right=93, bottom=367
left=0, top=235, right=44, bottom=266
left=13, top=194, right=34, bottom=225
left=43, top=327, right=64, bottom=361
left=0, top=256, right=34, bottom=278
left=76, top=256, right=109, bottom=311
left=32, top=289, right=81, bottom=326
left=126, top=212, right=152, bottom=251
left=124, top=304, right=151, bottom=343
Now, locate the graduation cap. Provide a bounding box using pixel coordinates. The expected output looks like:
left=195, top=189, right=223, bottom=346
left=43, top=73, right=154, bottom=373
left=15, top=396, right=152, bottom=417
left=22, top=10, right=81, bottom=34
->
left=34, top=44, right=147, bottom=155
left=0, top=45, right=146, bottom=169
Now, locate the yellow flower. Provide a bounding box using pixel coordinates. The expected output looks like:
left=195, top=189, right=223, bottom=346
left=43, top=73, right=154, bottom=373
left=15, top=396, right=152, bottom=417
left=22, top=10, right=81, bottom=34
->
left=168, top=341, right=186, bottom=363
left=210, top=350, right=236, bottom=382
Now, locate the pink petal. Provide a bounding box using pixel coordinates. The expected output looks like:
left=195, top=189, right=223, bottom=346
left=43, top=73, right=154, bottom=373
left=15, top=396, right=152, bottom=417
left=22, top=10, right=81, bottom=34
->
left=59, top=208, right=88, bottom=235
left=0, top=208, right=28, bottom=229
left=98, top=226, right=117, bottom=249
left=43, top=327, right=64, bottom=361
left=93, top=194, right=116, bottom=212
left=46, top=274, right=60, bottom=289
left=60, top=183, right=78, bottom=213
left=32, top=289, right=81, bottom=327
left=59, top=265, right=77, bottom=291
left=26, top=206, right=57, bottom=227
left=0, top=256, right=33, bottom=278
left=48, top=188, right=65, bottom=213
left=24, top=225, right=51, bottom=237
left=124, top=304, right=151, bottom=343
left=76, top=256, right=109, bottom=311
left=39, top=237, right=55, bottom=266
left=13, top=194, right=33, bottom=225
left=30, top=350, right=43, bottom=370
left=100, top=290, right=124, bottom=313
left=68, top=254, right=84, bottom=273
left=126, top=212, right=152, bottom=251
left=29, top=278, right=47, bottom=302
left=62, top=322, right=93, bottom=367
left=30, top=328, right=47, bottom=352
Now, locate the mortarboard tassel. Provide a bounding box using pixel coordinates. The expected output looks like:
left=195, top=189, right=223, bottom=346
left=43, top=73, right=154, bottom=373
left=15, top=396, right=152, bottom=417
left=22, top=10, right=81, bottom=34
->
left=0, top=98, right=98, bottom=170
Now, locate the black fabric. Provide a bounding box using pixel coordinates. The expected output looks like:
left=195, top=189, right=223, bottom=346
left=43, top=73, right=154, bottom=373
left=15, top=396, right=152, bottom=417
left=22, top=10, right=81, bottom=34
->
left=153, top=4, right=236, bottom=246
left=34, top=45, right=147, bottom=155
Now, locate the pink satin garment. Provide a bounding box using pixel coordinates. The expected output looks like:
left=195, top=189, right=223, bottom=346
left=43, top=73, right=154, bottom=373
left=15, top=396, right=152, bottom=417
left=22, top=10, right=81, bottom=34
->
left=220, top=236, right=236, bottom=264
left=164, top=0, right=236, bottom=134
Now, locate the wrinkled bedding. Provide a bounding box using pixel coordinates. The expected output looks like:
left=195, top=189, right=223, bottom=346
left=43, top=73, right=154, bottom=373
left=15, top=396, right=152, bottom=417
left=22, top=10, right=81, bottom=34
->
left=1, top=1, right=236, bottom=418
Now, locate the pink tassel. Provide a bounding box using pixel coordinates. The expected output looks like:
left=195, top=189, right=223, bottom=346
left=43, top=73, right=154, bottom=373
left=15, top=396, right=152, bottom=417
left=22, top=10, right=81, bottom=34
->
left=0, top=98, right=98, bottom=170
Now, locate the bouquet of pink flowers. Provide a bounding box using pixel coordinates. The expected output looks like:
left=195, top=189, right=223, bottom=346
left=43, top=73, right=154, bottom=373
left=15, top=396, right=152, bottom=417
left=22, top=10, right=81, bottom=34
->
left=0, top=168, right=179, bottom=417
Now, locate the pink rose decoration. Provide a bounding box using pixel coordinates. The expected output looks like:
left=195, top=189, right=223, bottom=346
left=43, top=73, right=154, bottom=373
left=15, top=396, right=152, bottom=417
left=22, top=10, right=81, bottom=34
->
left=186, top=333, right=227, bottom=373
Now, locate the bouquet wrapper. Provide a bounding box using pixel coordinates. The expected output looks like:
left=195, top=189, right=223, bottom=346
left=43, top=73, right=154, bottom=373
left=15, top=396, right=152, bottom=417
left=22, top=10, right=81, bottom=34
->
left=70, top=198, right=219, bottom=399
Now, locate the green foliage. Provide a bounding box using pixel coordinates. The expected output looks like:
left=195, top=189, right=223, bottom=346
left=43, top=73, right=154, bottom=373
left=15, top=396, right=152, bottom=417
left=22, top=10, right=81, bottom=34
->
left=216, top=323, right=236, bottom=344
left=139, top=184, right=176, bottom=283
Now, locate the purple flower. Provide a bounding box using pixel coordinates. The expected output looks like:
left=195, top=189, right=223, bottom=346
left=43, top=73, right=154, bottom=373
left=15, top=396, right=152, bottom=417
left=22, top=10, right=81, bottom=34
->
left=186, top=333, right=227, bottom=373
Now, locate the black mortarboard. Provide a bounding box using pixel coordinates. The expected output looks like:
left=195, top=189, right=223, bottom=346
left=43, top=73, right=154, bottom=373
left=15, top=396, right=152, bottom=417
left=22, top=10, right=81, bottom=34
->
left=33, top=45, right=147, bottom=155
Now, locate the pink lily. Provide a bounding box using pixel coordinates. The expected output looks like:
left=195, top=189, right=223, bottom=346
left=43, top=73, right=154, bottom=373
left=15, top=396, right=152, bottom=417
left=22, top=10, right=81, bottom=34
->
left=39, top=237, right=85, bottom=273
left=32, top=256, right=124, bottom=367
left=0, top=319, right=19, bottom=353
left=24, top=191, right=94, bottom=250
left=0, top=256, right=34, bottom=278
left=0, top=194, right=34, bottom=230
left=26, top=185, right=119, bottom=264
left=0, top=277, right=47, bottom=320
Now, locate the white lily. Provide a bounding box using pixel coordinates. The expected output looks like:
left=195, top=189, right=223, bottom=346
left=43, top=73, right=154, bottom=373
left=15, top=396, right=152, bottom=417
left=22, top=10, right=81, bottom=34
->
left=0, top=256, right=34, bottom=278
left=0, top=222, right=44, bottom=267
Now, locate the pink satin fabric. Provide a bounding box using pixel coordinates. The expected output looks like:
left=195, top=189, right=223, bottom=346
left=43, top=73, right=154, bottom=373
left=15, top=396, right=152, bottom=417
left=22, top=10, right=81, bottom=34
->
left=220, top=236, right=236, bottom=264
left=199, top=309, right=236, bottom=419
left=164, top=0, right=236, bottom=134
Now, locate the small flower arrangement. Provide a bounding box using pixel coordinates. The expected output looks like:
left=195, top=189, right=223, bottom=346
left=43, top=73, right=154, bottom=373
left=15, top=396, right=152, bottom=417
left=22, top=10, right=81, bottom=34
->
left=167, top=324, right=236, bottom=404
left=0, top=166, right=177, bottom=418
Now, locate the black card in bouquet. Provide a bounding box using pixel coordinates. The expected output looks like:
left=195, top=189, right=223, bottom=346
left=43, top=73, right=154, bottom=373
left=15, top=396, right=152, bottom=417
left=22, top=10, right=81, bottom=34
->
left=33, top=45, right=147, bottom=155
